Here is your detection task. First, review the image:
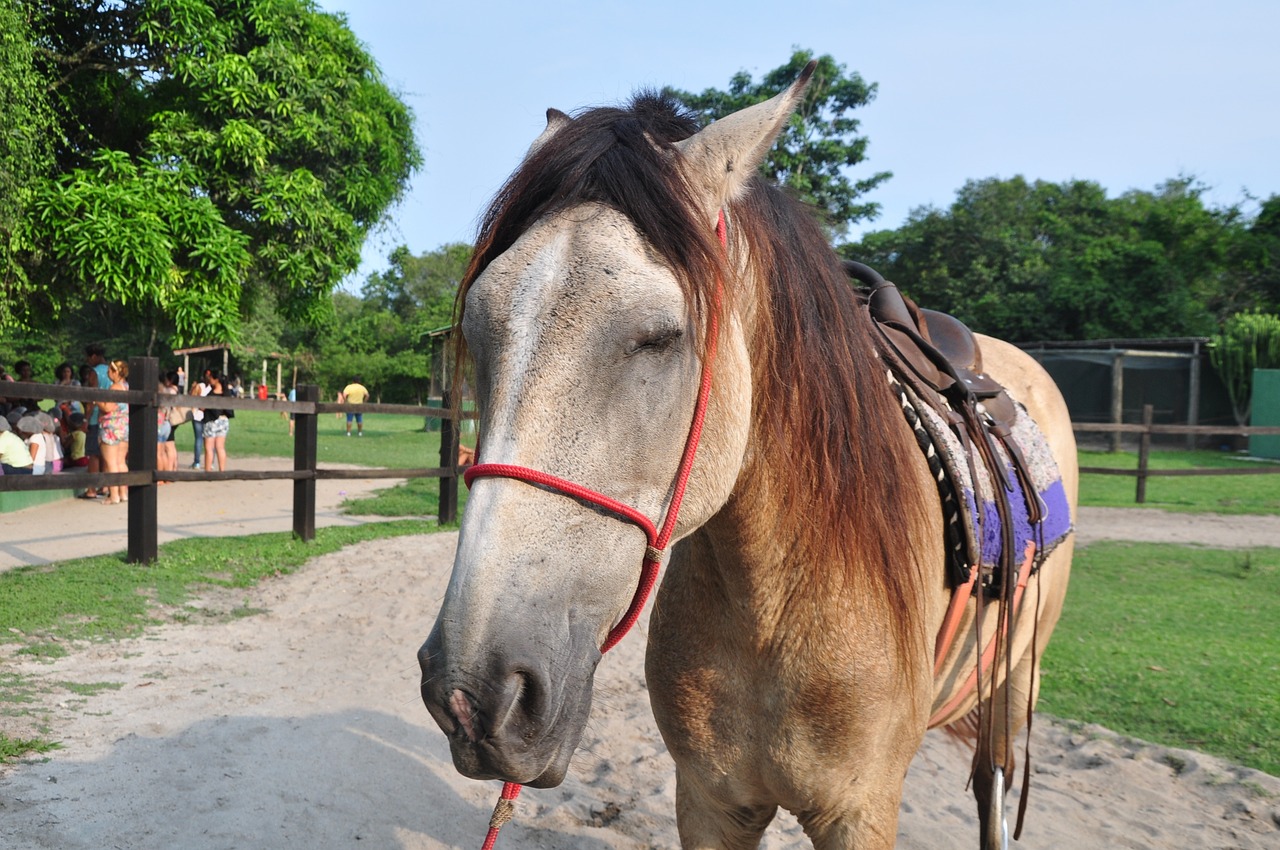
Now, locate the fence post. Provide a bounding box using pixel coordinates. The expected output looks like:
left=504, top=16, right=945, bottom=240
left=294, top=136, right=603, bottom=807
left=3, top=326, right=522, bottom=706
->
left=439, top=407, right=460, bottom=526
left=293, top=384, right=319, bottom=541
left=1110, top=352, right=1125, bottom=453
left=1135, top=403, right=1154, bottom=504
left=127, top=356, right=159, bottom=564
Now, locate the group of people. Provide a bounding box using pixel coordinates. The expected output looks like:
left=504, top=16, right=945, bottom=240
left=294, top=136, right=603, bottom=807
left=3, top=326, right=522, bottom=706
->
left=0, top=345, right=132, bottom=503
left=0, top=349, right=245, bottom=502
left=2, top=353, right=374, bottom=499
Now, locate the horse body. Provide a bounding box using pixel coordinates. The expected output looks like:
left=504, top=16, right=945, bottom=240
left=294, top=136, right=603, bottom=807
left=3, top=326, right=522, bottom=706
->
left=420, top=65, right=1075, bottom=848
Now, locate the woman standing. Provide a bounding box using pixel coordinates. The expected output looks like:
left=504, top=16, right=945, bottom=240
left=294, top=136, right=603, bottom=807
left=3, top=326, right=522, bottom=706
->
left=97, top=360, right=130, bottom=505
left=156, top=370, right=181, bottom=481
left=202, top=371, right=231, bottom=473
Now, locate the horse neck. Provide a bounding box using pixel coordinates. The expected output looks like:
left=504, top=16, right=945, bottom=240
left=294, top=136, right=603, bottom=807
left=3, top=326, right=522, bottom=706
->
left=686, top=253, right=942, bottom=638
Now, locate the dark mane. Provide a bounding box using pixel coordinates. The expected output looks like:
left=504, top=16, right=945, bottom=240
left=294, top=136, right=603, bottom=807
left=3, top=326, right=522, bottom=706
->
left=458, top=92, right=931, bottom=660
left=460, top=91, right=723, bottom=328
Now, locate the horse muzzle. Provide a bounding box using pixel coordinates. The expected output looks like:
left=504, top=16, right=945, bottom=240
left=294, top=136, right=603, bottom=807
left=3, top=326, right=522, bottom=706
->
left=418, top=623, right=601, bottom=787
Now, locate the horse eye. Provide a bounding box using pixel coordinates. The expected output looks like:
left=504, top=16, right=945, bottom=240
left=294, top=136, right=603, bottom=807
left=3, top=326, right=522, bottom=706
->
left=628, top=328, right=683, bottom=356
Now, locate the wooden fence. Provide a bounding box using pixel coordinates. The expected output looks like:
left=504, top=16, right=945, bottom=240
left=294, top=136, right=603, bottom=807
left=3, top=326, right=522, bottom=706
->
left=0, top=356, right=470, bottom=563
left=1075, top=403, right=1280, bottom=503
left=6, top=371, right=1280, bottom=559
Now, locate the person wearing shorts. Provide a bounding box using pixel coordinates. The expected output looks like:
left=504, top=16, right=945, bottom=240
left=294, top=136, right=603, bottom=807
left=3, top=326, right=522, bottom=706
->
left=201, top=371, right=232, bottom=472
left=340, top=378, right=369, bottom=436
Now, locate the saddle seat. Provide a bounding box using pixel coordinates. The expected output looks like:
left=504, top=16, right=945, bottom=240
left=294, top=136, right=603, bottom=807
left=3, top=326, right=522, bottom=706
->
left=846, top=260, right=1018, bottom=431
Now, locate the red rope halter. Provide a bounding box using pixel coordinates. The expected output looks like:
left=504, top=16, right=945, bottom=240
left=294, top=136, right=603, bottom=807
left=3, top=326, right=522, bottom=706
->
left=466, top=211, right=728, bottom=850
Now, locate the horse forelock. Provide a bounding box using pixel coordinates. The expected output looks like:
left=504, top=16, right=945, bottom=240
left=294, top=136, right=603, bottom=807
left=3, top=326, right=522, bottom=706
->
left=457, top=91, right=726, bottom=340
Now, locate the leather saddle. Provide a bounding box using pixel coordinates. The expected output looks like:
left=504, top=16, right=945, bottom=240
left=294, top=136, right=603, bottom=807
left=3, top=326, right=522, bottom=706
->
left=846, top=260, right=1041, bottom=593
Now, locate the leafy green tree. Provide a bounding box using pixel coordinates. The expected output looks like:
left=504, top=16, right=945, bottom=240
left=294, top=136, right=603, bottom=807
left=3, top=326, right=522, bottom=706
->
left=1225, top=195, right=1280, bottom=315
left=0, top=1, right=56, bottom=327
left=308, top=243, right=469, bottom=403
left=666, top=48, right=890, bottom=237
left=1209, top=311, right=1280, bottom=425
left=846, top=176, right=1245, bottom=342
left=14, top=0, right=421, bottom=346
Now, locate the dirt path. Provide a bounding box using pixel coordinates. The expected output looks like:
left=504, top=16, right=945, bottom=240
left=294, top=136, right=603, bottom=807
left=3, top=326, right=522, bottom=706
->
left=1, top=510, right=1278, bottom=848
left=1076, top=505, right=1280, bottom=549
left=0, top=506, right=1274, bottom=844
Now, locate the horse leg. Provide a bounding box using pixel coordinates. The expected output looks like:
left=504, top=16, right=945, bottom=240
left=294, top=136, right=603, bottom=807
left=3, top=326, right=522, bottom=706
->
left=794, top=784, right=906, bottom=850
left=674, top=772, right=777, bottom=850
left=972, top=645, right=1038, bottom=850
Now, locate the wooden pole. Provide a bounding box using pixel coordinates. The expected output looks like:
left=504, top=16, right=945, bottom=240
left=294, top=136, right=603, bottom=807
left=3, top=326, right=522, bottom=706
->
left=127, top=356, right=159, bottom=564
left=1187, top=344, right=1202, bottom=451
left=293, top=384, right=319, bottom=541
left=1110, top=352, right=1125, bottom=453
left=1136, top=403, right=1154, bottom=504
left=438, top=341, right=459, bottom=526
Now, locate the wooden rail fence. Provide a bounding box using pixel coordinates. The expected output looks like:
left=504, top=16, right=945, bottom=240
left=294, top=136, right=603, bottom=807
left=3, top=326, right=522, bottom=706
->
left=1074, top=403, right=1280, bottom=503
left=0, top=356, right=471, bottom=563
left=6, top=373, right=1280, bottom=557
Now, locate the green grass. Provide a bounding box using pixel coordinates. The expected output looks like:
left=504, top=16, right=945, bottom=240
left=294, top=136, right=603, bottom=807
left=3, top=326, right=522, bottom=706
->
left=171, top=408, right=471, bottom=471
left=0, top=733, right=60, bottom=762
left=1079, top=448, right=1280, bottom=513
left=1039, top=541, right=1280, bottom=776
left=0, top=519, right=439, bottom=650
left=167, top=408, right=472, bottom=518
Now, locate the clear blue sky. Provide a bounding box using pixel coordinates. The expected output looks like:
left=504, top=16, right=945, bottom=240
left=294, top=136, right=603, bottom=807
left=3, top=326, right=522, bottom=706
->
left=316, top=0, right=1280, bottom=283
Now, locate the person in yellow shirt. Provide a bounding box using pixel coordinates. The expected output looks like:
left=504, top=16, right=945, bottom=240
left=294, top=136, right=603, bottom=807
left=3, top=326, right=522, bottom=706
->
left=339, top=378, right=370, bottom=436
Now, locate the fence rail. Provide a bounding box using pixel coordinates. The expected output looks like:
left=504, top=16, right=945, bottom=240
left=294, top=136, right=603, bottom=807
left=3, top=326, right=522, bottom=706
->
left=6, top=374, right=1279, bottom=553
left=1074, top=404, right=1280, bottom=502
left=0, top=357, right=471, bottom=563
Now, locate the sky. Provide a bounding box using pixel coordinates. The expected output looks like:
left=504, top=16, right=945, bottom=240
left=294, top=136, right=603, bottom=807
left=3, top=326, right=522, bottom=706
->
left=315, top=0, right=1280, bottom=285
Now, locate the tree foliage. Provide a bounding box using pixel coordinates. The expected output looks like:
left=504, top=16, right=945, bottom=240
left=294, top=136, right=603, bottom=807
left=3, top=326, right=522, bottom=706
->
left=0, top=1, right=56, bottom=319
left=665, top=48, right=890, bottom=237
left=309, top=243, right=469, bottom=403
left=1208, top=311, right=1280, bottom=425
left=845, top=176, right=1279, bottom=342
left=10, top=0, right=421, bottom=346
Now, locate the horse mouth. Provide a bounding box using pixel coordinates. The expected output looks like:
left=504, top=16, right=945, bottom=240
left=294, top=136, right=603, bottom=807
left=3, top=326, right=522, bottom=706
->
left=419, top=631, right=599, bottom=788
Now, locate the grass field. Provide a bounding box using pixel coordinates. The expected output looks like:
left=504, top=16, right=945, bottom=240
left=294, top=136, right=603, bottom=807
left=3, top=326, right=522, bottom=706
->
left=166, top=407, right=472, bottom=517
left=1037, top=541, right=1280, bottom=776
left=1079, top=448, right=1280, bottom=513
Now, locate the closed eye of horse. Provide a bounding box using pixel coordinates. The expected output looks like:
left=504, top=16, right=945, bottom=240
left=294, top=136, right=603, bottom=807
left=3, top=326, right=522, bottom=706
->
left=419, top=62, right=1075, bottom=850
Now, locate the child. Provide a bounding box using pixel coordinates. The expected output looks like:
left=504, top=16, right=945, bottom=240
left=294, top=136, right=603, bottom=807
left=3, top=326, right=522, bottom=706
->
left=17, top=415, right=47, bottom=474
left=66, top=412, right=89, bottom=469
left=0, top=417, right=33, bottom=474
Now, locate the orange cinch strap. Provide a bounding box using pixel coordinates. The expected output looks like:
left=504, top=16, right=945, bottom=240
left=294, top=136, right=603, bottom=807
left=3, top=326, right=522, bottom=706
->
left=928, top=541, right=1036, bottom=728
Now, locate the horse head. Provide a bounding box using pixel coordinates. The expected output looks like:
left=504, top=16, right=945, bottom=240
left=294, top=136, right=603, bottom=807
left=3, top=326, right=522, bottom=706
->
left=419, top=66, right=816, bottom=787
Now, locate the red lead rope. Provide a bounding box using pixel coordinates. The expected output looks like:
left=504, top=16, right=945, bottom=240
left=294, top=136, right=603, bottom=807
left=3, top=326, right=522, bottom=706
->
left=467, top=211, right=728, bottom=850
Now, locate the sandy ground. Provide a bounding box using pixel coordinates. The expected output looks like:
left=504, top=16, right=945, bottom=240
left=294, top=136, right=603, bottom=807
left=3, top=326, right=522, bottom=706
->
left=1, top=498, right=1279, bottom=849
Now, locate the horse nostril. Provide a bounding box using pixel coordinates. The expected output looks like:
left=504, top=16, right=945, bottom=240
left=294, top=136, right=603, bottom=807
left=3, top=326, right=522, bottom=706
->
left=511, top=670, right=544, bottom=722
left=450, top=689, right=482, bottom=742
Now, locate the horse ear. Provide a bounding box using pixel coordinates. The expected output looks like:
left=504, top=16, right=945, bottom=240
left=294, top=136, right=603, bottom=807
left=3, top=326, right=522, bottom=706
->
left=673, top=60, right=816, bottom=215
left=525, top=108, right=572, bottom=158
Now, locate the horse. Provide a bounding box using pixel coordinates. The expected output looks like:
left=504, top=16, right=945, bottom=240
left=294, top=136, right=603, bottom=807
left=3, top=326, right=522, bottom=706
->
left=419, top=63, right=1076, bottom=849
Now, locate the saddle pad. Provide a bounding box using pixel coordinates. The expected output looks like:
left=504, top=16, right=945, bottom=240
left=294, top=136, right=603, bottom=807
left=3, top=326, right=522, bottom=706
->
left=898, top=379, right=1072, bottom=587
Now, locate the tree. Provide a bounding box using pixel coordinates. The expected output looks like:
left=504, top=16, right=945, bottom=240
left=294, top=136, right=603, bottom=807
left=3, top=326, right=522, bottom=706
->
left=13, top=0, right=421, bottom=346
left=666, top=48, right=890, bottom=237
left=0, top=1, right=56, bottom=327
left=845, top=176, right=1246, bottom=342
left=308, top=243, right=469, bottom=403
left=1209, top=311, right=1280, bottom=425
